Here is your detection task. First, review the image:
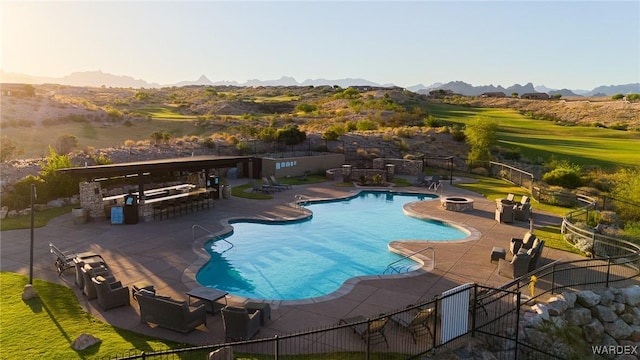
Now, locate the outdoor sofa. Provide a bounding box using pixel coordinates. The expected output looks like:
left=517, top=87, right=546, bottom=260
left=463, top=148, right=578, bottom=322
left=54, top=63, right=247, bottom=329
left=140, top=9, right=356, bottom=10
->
left=135, top=289, right=207, bottom=334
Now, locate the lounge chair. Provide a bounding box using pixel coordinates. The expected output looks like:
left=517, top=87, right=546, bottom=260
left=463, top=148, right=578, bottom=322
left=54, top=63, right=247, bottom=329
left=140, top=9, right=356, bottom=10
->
left=48, top=241, right=101, bottom=277
left=269, top=175, right=292, bottom=189
left=514, top=196, right=532, bottom=221
left=262, top=176, right=284, bottom=191
left=498, top=252, right=531, bottom=279
left=390, top=306, right=434, bottom=343
left=221, top=306, right=262, bottom=341
left=427, top=175, right=441, bottom=190
left=413, top=173, right=427, bottom=186
left=251, top=179, right=275, bottom=194
left=82, top=263, right=115, bottom=299
left=339, top=315, right=390, bottom=347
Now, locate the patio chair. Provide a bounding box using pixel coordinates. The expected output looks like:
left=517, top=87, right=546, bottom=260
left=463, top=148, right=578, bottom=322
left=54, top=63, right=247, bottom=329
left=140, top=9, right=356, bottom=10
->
left=81, top=263, right=115, bottom=299
left=498, top=252, right=531, bottom=279
left=427, top=175, right=441, bottom=191
left=510, top=231, right=537, bottom=255
left=514, top=196, right=532, bottom=221
left=251, top=179, right=275, bottom=194
left=391, top=306, right=434, bottom=343
left=92, top=276, right=130, bottom=310
left=339, top=315, right=390, bottom=347
left=262, top=176, right=284, bottom=191
left=495, top=201, right=515, bottom=223
left=221, top=306, right=262, bottom=341
left=49, top=241, right=101, bottom=277
left=269, top=175, right=292, bottom=189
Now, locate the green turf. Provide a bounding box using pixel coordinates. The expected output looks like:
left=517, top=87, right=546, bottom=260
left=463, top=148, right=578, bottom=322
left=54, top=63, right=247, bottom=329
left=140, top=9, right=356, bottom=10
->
left=428, top=103, right=640, bottom=168
left=0, top=205, right=74, bottom=231
left=134, top=105, right=198, bottom=120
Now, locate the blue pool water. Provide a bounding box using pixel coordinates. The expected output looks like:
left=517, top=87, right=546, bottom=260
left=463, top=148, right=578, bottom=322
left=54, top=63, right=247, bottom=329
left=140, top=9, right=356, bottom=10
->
left=197, top=191, right=468, bottom=300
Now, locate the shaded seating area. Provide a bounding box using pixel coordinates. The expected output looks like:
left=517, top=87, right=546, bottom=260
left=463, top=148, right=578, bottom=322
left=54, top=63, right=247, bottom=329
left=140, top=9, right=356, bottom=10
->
left=135, top=289, right=207, bottom=334
left=251, top=179, right=276, bottom=194
left=49, top=242, right=103, bottom=277
left=221, top=306, right=262, bottom=341
left=497, top=231, right=546, bottom=278
left=339, top=315, right=390, bottom=348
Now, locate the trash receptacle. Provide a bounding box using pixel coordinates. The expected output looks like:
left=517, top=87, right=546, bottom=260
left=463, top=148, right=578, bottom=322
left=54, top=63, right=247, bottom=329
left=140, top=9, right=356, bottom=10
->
left=208, top=176, right=221, bottom=200
left=123, top=194, right=139, bottom=224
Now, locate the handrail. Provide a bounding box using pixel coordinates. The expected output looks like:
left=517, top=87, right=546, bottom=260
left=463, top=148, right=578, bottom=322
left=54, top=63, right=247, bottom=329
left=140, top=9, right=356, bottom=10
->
left=384, top=246, right=435, bottom=274
left=192, top=224, right=234, bottom=250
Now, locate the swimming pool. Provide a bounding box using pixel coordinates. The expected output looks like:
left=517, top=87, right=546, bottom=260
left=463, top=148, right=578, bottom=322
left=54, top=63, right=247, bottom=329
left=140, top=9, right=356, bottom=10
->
left=196, top=191, right=468, bottom=300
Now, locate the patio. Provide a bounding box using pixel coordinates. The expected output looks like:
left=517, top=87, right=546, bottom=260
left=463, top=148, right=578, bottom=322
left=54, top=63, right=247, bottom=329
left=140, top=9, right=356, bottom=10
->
left=0, top=176, right=586, bottom=347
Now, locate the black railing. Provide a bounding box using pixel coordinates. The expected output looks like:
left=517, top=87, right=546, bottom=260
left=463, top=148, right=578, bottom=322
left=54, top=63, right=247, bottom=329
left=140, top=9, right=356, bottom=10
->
left=106, top=190, right=640, bottom=360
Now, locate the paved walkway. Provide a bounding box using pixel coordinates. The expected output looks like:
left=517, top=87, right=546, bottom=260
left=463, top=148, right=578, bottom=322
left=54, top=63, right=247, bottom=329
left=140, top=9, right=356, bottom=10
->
left=0, top=177, right=587, bottom=347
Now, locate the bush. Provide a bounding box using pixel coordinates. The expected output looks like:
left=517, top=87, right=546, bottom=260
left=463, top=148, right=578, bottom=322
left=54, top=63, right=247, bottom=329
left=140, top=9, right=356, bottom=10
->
left=542, top=168, right=583, bottom=189
left=423, top=115, right=440, bottom=128
left=450, top=125, right=466, bottom=141
left=356, top=119, right=378, bottom=131
left=296, top=103, right=317, bottom=113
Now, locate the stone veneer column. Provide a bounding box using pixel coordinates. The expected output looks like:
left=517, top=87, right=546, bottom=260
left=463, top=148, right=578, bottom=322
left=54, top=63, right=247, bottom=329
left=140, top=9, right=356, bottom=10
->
left=79, top=182, right=104, bottom=219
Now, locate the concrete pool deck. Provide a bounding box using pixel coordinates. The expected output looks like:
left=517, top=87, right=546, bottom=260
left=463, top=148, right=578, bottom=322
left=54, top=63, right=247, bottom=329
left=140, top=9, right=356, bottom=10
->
left=1, top=176, right=590, bottom=346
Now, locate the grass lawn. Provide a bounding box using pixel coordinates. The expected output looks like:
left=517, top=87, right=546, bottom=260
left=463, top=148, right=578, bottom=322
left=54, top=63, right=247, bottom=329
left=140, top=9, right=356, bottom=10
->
left=427, top=103, right=640, bottom=169
left=0, top=205, right=75, bottom=231
left=0, top=271, right=409, bottom=359
left=452, top=174, right=584, bottom=255
left=133, top=105, right=199, bottom=120
left=0, top=272, right=185, bottom=359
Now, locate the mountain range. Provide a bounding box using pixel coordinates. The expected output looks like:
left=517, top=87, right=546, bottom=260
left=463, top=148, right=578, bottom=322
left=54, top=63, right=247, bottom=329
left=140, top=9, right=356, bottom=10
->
left=1, top=70, right=638, bottom=97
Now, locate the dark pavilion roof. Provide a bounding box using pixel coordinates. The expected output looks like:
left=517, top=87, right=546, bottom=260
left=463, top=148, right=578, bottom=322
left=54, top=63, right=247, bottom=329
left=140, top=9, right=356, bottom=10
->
left=57, top=155, right=253, bottom=178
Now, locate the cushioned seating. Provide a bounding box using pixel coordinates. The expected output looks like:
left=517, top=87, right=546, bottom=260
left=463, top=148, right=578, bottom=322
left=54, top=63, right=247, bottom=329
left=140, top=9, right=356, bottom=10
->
left=498, top=252, right=531, bottom=279
left=92, top=276, right=130, bottom=310
left=510, top=231, right=537, bottom=255
left=221, top=306, right=262, bottom=341
left=81, top=263, right=115, bottom=299
left=136, top=290, right=206, bottom=334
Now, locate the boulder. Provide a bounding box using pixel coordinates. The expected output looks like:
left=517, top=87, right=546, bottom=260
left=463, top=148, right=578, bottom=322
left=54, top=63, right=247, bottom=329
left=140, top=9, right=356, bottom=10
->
left=47, top=198, right=66, bottom=208
left=577, top=290, right=601, bottom=308
left=592, top=305, right=618, bottom=323
left=620, top=313, right=635, bottom=325
left=71, top=333, right=101, bottom=351
left=546, top=299, right=569, bottom=316
left=599, top=289, right=615, bottom=306
left=531, top=303, right=549, bottom=320
left=604, top=318, right=633, bottom=340
left=629, top=325, right=640, bottom=342
left=622, top=286, right=640, bottom=307
left=560, top=291, right=577, bottom=308
left=566, top=306, right=593, bottom=326
left=583, top=319, right=605, bottom=343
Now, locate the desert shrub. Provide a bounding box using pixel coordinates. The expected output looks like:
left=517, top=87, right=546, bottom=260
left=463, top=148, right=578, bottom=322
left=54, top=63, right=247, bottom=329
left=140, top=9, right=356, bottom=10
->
left=345, top=121, right=357, bottom=132
left=92, top=153, right=112, bottom=165
left=150, top=131, right=171, bottom=145
left=471, top=167, right=489, bottom=176
left=0, top=136, right=22, bottom=162
left=322, top=128, right=341, bottom=141
left=296, top=103, right=317, bottom=113
left=276, top=125, right=306, bottom=145
left=611, top=168, right=640, bottom=223
left=393, top=126, right=416, bottom=138
left=124, top=139, right=136, bottom=148
left=611, top=94, right=624, bottom=100
left=123, top=120, right=134, bottom=127
left=450, top=125, right=466, bottom=141
left=371, top=174, right=383, bottom=185
left=202, top=137, right=216, bottom=149
left=627, top=93, right=640, bottom=101
left=395, top=140, right=410, bottom=152
left=542, top=168, right=583, bottom=189
left=236, top=141, right=252, bottom=155
left=609, top=122, right=628, bottom=131
left=54, top=134, right=79, bottom=154
left=423, top=115, right=440, bottom=128
left=502, top=147, right=521, bottom=161
left=356, top=119, right=378, bottom=131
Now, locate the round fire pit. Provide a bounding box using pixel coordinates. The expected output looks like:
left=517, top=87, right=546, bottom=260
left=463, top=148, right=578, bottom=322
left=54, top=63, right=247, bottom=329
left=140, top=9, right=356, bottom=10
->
left=441, top=196, right=474, bottom=212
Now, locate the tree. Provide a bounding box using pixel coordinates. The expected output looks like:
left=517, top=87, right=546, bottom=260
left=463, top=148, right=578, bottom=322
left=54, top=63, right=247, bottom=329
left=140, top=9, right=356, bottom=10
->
left=611, top=94, right=624, bottom=100
left=0, top=136, right=22, bottom=162
left=464, top=116, right=498, bottom=166
left=511, top=93, right=519, bottom=98
left=276, top=125, right=306, bottom=146
left=54, top=134, right=78, bottom=154
left=611, top=168, right=640, bottom=223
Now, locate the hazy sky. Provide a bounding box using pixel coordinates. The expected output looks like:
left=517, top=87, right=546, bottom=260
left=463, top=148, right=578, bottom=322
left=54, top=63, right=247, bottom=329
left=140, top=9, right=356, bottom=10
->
left=1, top=1, right=639, bottom=90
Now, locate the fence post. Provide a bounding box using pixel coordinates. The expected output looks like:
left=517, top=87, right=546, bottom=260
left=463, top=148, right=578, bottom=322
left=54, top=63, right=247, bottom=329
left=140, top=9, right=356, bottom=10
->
left=514, top=292, right=521, bottom=360
left=141, top=351, right=146, bottom=359
left=471, top=285, right=477, bottom=337
left=366, top=318, right=371, bottom=360
left=606, top=259, right=611, bottom=288
left=551, top=263, right=556, bottom=294
left=432, top=298, right=439, bottom=350
left=274, top=334, right=279, bottom=360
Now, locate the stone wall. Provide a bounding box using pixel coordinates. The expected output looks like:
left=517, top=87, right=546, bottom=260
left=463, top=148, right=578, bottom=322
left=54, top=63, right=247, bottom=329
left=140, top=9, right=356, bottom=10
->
left=372, top=158, right=422, bottom=176
left=485, top=286, right=640, bottom=359
left=79, top=182, right=104, bottom=219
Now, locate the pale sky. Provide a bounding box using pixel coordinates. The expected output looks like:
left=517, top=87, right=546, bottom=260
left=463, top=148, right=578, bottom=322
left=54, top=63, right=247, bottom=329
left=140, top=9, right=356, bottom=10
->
left=1, top=1, right=639, bottom=90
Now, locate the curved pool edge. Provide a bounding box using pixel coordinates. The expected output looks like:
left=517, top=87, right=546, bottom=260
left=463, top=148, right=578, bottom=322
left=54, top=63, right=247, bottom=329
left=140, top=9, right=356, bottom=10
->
left=182, top=189, right=480, bottom=307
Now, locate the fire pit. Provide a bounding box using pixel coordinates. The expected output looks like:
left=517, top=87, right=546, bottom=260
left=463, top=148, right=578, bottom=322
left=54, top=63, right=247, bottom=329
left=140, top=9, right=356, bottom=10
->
left=441, top=196, right=474, bottom=212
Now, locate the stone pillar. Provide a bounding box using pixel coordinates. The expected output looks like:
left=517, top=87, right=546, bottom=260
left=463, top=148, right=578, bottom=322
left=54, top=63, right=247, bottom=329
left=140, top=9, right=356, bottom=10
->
left=342, top=164, right=352, bottom=183
left=386, top=164, right=395, bottom=182
left=79, top=182, right=104, bottom=219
